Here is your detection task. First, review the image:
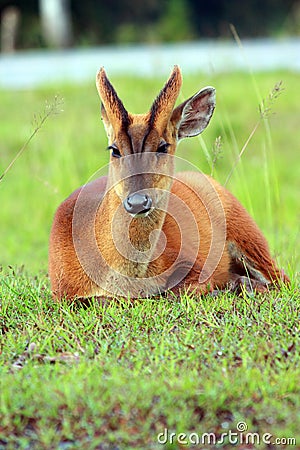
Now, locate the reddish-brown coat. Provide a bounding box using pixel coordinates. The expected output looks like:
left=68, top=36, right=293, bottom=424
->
left=49, top=67, right=289, bottom=300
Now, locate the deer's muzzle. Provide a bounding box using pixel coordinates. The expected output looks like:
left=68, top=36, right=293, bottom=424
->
left=123, top=192, right=152, bottom=216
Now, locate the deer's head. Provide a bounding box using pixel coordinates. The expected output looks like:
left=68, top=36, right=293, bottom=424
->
left=96, top=66, right=215, bottom=217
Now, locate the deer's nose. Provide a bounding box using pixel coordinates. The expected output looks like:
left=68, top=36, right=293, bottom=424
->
left=123, top=193, right=152, bottom=216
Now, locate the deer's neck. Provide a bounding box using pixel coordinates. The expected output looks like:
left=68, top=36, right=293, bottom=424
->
left=96, top=189, right=167, bottom=277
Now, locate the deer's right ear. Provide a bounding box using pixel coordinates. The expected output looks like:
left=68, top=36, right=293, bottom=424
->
left=171, top=87, right=216, bottom=141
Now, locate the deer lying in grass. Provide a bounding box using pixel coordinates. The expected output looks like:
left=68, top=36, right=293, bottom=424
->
left=49, top=66, right=289, bottom=300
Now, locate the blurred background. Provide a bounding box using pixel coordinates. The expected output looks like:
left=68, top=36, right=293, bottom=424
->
left=0, top=0, right=299, bottom=51
left=1, top=0, right=300, bottom=88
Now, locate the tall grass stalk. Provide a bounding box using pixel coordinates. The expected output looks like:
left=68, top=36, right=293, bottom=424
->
left=0, top=96, right=63, bottom=183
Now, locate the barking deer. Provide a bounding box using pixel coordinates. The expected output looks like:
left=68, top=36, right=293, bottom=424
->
left=49, top=66, right=289, bottom=300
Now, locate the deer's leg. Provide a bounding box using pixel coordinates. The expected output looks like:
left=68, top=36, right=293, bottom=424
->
left=227, top=274, right=269, bottom=294
left=227, top=240, right=288, bottom=289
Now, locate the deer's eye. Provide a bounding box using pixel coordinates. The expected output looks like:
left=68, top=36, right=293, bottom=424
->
left=108, top=145, right=121, bottom=158
left=157, top=142, right=170, bottom=154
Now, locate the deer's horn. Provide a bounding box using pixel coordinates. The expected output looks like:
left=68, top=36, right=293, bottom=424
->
left=149, top=65, right=182, bottom=132
left=96, top=67, right=130, bottom=130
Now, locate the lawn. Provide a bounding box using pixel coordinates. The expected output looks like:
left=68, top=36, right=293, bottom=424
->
left=0, top=70, right=299, bottom=449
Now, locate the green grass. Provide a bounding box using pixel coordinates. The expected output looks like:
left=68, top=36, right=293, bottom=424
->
left=1, top=270, right=299, bottom=448
left=0, top=71, right=299, bottom=448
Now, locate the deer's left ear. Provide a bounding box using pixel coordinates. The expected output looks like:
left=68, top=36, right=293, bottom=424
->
left=171, top=87, right=216, bottom=140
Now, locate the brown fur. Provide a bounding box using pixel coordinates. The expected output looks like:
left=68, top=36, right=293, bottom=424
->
left=49, top=67, right=289, bottom=300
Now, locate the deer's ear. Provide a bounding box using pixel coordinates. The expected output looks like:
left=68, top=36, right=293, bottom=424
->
left=171, top=87, right=216, bottom=140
